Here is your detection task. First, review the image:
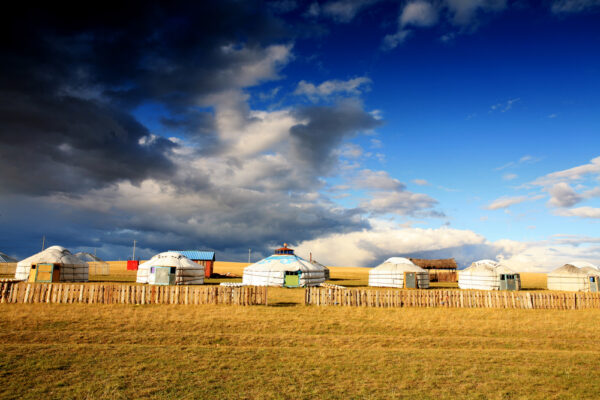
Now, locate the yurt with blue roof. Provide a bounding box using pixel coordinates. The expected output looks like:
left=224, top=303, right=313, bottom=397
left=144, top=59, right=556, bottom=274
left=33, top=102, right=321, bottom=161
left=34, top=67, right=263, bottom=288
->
left=242, top=244, right=326, bottom=287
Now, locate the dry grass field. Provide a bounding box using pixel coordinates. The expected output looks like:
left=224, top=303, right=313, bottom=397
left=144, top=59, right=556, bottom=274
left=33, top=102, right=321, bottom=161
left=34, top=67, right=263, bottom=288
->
left=1, top=264, right=597, bottom=399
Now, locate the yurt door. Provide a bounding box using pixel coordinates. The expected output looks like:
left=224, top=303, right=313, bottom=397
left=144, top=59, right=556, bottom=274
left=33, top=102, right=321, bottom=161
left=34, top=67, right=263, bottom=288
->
left=284, top=271, right=300, bottom=287
left=590, top=276, right=600, bottom=292
left=152, top=266, right=175, bottom=285
left=500, top=274, right=517, bottom=291
left=404, top=272, right=417, bottom=288
left=30, top=263, right=59, bottom=283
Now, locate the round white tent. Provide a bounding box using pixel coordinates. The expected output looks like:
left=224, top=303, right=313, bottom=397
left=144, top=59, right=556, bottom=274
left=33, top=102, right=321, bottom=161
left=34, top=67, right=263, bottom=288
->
left=15, top=246, right=88, bottom=282
left=458, top=260, right=521, bottom=291
left=310, top=259, right=330, bottom=280
left=243, top=244, right=326, bottom=287
left=368, top=257, right=430, bottom=289
left=136, top=252, right=204, bottom=285
left=547, top=262, right=600, bottom=292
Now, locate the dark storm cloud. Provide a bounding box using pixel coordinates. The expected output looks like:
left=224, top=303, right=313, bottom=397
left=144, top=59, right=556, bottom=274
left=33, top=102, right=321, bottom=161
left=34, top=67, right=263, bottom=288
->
left=290, top=100, right=382, bottom=172
left=0, top=92, right=175, bottom=195
left=0, top=1, right=288, bottom=195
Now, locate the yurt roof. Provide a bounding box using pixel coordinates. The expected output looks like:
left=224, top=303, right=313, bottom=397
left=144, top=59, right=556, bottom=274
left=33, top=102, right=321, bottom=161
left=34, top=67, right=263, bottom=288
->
left=568, top=261, right=598, bottom=270
left=580, top=266, right=600, bottom=275
left=495, top=264, right=518, bottom=275
left=310, top=259, right=329, bottom=270
left=409, top=258, right=458, bottom=269
left=17, top=246, right=86, bottom=267
left=0, top=252, right=17, bottom=263
left=372, top=258, right=426, bottom=273
left=460, top=260, right=499, bottom=275
left=74, top=252, right=105, bottom=263
left=139, top=251, right=199, bottom=270
left=245, top=254, right=323, bottom=273
left=549, top=264, right=595, bottom=277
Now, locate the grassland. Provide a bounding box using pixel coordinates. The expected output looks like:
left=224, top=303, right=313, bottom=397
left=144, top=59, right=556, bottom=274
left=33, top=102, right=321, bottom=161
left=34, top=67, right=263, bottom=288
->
left=1, top=265, right=597, bottom=399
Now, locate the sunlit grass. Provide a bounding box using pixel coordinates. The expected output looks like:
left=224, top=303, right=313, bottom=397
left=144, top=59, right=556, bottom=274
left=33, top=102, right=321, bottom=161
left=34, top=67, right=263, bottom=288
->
left=1, top=303, right=600, bottom=399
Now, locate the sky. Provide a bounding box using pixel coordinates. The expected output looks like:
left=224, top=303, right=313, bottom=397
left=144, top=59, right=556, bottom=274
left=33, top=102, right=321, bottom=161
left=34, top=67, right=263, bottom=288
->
left=1, top=0, right=600, bottom=270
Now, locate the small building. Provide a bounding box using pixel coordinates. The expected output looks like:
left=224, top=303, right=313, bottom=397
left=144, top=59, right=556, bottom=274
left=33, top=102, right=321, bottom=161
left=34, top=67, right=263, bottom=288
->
left=243, top=244, right=326, bottom=287
left=15, top=246, right=88, bottom=283
left=409, top=258, right=457, bottom=282
left=547, top=262, right=600, bottom=292
left=458, top=260, right=521, bottom=291
left=136, top=252, right=204, bottom=285
left=368, top=257, right=430, bottom=289
left=170, top=250, right=215, bottom=278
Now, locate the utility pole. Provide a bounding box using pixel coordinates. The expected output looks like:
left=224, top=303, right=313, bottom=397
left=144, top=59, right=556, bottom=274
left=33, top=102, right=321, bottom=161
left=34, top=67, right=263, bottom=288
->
left=41, top=235, right=45, bottom=251
left=248, top=248, right=251, bottom=263
left=132, top=240, right=137, bottom=261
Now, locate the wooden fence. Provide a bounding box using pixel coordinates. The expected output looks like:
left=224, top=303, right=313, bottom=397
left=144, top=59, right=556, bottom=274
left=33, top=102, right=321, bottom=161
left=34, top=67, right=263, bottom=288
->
left=305, top=287, right=600, bottom=310
left=0, top=282, right=267, bottom=306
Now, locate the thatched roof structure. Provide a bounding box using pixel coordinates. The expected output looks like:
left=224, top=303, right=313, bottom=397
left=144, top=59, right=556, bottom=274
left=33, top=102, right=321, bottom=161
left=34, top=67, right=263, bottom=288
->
left=409, top=258, right=457, bottom=270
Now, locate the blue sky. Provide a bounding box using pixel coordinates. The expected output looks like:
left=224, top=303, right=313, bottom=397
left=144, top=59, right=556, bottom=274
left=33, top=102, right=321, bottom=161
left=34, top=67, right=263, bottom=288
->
left=1, top=0, right=600, bottom=270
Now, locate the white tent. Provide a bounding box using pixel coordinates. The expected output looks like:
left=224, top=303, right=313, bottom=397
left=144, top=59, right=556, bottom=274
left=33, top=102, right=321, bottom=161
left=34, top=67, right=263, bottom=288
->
left=458, top=260, right=521, bottom=291
left=368, top=257, right=430, bottom=289
left=136, top=252, right=204, bottom=285
left=310, top=259, right=330, bottom=280
left=547, top=263, right=600, bottom=292
left=243, top=245, right=325, bottom=287
left=15, top=246, right=88, bottom=282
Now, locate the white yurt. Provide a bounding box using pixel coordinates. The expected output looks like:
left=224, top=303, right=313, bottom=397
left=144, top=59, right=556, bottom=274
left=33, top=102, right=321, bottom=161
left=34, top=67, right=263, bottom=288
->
left=368, top=257, right=430, bottom=289
left=136, top=252, right=204, bottom=285
left=15, top=246, right=88, bottom=282
left=458, top=260, right=521, bottom=291
left=242, top=244, right=326, bottom=287
left=310, top=259, right=330, bottom=280
left=547, top=262, right=600, bottom=292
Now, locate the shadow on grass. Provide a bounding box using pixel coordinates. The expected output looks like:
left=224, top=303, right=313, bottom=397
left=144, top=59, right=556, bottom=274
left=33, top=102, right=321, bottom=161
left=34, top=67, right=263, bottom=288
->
left=268, top=302, right=299, bottom=307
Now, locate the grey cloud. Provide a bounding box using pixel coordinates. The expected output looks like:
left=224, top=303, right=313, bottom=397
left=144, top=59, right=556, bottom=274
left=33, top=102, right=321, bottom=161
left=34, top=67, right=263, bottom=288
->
left=289, top=100, right=382, bottom=173
left=321, top=0, right=382, bottom=22
left=548, top=182, right=583, bottom=208
left=0, top=93, right=175, bottom=195
left=551, top=0, right=600, bottom=13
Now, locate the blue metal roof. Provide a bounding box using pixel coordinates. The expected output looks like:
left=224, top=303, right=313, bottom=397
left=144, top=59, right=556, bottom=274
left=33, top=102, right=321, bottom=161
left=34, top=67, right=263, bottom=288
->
left=170, top=250, right=215, bottom=261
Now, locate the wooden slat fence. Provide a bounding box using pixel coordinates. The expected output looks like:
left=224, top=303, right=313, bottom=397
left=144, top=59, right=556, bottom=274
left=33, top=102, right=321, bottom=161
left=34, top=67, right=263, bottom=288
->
left=305, top=287, right=600, bottom=310
left=0, top=282, right=267, bottom=306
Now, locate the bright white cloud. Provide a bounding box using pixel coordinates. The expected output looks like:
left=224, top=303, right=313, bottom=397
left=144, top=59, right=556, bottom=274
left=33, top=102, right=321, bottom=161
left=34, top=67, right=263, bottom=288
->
left=353, top=169, right=405, bottom=191
left=401, top=1, right=439, bottom=27
left=485, top=195, right=529, bottom=210
left=531, top=156, right=600, bottom=187
left=555, top=207, right=600, bottom=219
left=294, top=77, right=371, bottom=100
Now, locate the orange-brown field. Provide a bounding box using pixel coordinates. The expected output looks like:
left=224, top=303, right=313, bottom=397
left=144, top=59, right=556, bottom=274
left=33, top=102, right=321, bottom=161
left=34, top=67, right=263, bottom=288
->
left=1, top=264, right=598, bottom=399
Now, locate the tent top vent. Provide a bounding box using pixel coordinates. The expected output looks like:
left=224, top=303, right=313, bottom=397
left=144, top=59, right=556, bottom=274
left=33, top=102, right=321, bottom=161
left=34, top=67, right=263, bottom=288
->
left=275, top=243, right=294, bottom=255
